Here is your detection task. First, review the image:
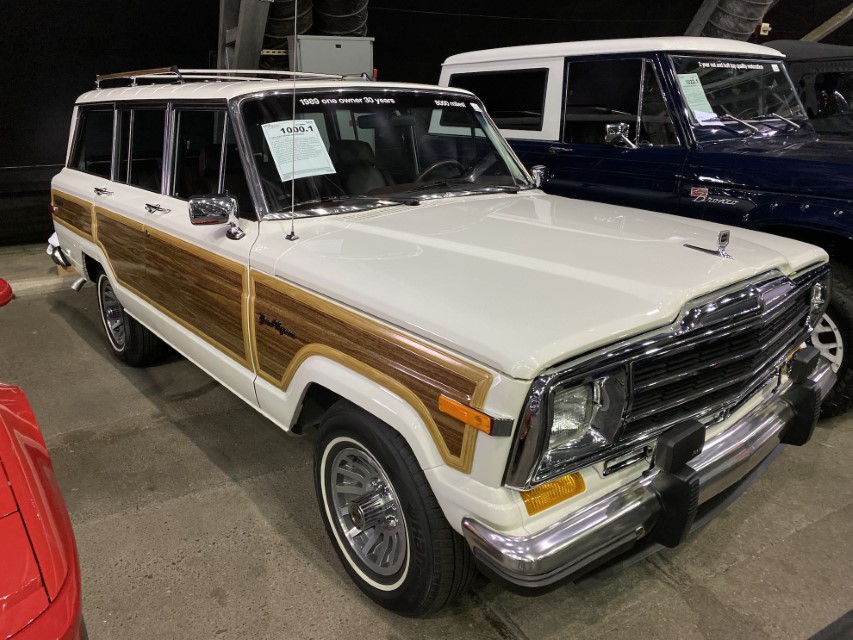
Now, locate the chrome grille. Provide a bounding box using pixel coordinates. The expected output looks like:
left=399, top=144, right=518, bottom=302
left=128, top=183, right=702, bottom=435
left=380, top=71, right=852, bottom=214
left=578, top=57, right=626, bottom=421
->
left=622, top=277, right=814, bottom=440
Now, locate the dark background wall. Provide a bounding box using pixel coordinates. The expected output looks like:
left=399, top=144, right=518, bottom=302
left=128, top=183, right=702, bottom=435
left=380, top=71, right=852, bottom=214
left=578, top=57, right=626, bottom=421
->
left=3, top=0, right=853, bottom=246
left=0, top=1, right=218, bottom=245
left=369, top=1, right=704, bottom=84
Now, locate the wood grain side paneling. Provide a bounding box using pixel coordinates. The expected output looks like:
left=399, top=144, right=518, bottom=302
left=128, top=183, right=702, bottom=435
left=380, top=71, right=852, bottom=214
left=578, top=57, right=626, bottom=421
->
left=145, top=229, right=249, bottom=366
left=94, top=208, right=147, bottom=293
left=251, top=271, right=493, bottom=472
left=52, top=190, right=93, bottom=239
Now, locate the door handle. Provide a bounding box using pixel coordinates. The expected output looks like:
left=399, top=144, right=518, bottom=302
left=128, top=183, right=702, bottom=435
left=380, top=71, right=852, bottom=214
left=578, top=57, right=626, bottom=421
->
left=548, top=146, right=572, bottom=155
left=93, top=187, right=113, bottom=196
left=145, top=203, right=171, bottom=214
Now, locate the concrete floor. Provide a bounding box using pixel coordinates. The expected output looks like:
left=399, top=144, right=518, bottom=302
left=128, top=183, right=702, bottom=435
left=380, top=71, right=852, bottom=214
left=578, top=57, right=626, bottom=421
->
left=1, top=281, right=852, bottom=639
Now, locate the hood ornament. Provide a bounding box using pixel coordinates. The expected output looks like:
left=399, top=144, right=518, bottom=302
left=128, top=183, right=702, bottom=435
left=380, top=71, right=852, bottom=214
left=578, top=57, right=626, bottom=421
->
left=684, top=230, right=733, bottom=259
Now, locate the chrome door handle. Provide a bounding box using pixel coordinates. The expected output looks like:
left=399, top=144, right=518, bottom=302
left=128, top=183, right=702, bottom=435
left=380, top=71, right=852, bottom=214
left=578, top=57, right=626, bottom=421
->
left=145, top=203, right=171, bottom=213
left=93, top=187, right=113, bottom=196
left=548, top=146, right=572, bottom=155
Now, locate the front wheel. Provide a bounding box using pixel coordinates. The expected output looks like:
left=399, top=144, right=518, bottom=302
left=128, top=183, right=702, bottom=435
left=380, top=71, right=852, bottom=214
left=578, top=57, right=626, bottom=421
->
left=314, top=401, right=475, bottom=616
left=96, top=272, right=165, bottom=367
left=809, top=263, right=853, bottom=417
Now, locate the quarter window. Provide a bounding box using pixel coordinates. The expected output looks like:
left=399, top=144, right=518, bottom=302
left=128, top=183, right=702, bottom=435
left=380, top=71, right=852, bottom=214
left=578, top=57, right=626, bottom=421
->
left=448, top=69, right=548, bottom=131
left=70, top=109, right=114, bottom=179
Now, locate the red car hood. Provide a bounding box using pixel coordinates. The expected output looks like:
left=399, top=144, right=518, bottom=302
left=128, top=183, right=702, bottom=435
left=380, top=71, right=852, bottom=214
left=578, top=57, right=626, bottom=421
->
left=0, top=384, right=78, bottom=637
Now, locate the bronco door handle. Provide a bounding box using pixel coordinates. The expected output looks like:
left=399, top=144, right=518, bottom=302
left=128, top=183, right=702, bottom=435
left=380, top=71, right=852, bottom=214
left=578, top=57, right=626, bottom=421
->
left=548, top=146, right=573, bottom=155
left=145, top=203, right=171, bottom=213
left=93, top=187, right=113, bottom=196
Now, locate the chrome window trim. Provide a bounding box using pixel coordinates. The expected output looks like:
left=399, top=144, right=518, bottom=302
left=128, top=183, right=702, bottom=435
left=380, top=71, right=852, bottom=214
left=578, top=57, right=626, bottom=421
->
left=505, top=262, right=831, bottom=490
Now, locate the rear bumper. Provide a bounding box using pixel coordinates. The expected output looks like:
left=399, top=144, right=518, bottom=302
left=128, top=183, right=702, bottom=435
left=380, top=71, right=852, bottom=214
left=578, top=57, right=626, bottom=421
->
left=462, top=357, right=835, bottom=590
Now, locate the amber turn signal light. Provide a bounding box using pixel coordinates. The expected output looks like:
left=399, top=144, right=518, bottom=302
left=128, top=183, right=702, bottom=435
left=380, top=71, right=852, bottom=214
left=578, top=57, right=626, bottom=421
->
left=438, top=395, right=493, bottom=434
left=521, top=472, right=586, bottom=516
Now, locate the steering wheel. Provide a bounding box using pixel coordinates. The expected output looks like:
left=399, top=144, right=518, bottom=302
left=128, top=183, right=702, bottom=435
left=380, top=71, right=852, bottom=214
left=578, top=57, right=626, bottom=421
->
left=415, top=159, right=466, bottom=183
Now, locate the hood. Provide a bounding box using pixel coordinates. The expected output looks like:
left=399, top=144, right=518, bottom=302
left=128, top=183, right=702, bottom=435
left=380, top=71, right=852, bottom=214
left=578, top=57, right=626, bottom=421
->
left=275, top=193, right=826, bottom=379
left=692, top=133, right=853, bottom=200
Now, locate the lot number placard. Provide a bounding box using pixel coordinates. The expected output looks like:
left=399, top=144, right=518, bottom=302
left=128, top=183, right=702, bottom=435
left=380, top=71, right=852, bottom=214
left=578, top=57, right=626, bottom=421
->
left=261, top=120, right=336, bottom=181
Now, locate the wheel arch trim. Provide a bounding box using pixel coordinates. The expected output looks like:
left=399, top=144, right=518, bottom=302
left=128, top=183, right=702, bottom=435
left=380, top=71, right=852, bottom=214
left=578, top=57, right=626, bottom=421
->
left=275, top=348, right=455, bottom=471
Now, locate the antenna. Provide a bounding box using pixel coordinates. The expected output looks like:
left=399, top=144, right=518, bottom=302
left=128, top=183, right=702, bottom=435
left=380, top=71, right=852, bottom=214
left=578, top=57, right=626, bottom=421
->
left=285, top=0, right=300, bottom=242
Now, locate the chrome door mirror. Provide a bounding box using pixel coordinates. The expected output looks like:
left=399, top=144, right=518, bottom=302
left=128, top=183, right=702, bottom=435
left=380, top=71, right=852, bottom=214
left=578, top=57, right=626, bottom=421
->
left=604, top=122, right=637, bottom=149
left=530, top=165, right=549, bottom=188
left=188, top=194, right=245, bottom=240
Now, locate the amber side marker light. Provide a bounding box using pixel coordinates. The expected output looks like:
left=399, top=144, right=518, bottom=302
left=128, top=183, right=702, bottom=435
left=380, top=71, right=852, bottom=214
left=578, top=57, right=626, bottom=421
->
left=438, top=395, right=493, bottom=434
left=521, top=472, right=586, bottom=516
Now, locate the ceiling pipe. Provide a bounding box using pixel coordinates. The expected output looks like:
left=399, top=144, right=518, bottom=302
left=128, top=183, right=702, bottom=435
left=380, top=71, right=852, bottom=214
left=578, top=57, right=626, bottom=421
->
left=700, top=0, right=776, bottom=40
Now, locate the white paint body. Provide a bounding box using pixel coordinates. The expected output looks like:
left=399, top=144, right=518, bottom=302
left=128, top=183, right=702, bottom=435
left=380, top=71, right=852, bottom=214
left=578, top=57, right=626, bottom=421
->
left=52, top=77, right=826, bottom=540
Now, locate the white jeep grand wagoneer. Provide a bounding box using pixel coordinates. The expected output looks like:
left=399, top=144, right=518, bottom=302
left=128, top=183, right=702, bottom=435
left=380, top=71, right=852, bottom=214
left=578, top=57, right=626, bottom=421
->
left=47, top=67, right=834, bottom=615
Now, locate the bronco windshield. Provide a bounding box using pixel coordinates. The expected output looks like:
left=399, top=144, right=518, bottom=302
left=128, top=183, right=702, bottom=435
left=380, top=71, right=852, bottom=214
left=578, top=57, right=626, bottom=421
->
left=238, top=90, right=531, bottom=217
left=671, top=56, right=806, bottom=127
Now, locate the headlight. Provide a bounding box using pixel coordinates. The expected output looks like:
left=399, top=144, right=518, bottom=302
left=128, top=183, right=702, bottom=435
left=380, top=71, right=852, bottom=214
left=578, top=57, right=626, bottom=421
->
left=549, top=383, right=602, bottom=449
left=544, top=373, right=626, bottom=466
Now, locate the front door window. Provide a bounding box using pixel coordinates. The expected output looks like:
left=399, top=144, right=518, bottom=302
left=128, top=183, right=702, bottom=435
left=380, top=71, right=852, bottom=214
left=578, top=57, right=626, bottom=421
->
left=563, top=58, right=678, bottom=147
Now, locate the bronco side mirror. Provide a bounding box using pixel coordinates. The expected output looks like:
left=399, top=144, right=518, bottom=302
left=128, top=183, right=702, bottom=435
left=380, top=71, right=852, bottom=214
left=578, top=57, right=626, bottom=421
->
left=605, top=122, right=638, bottom=149
left=188, top=194, right=245, bottom=240
left=530, top=165, right=549, bottom=188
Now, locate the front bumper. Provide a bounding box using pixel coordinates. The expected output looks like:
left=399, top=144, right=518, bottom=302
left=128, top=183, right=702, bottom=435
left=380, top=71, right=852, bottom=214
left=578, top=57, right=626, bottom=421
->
left=462, top=357, right=835, bottom=590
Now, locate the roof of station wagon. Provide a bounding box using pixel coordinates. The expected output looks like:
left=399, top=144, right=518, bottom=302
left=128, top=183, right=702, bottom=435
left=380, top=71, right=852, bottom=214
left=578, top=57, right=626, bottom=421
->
left=443, top=36, right=785, bottom=66
left=75, top=80, right=475, bottom=104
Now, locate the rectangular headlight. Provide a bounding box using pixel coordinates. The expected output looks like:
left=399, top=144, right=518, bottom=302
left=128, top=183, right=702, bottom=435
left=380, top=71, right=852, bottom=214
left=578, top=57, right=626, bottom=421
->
left=544, top=373, right=626, bottom=468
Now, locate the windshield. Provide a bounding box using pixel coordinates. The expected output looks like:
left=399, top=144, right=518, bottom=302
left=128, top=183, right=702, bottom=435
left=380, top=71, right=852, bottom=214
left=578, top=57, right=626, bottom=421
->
left=238, top=90, right=531, bottom=217
left=671, top=56, right=806, bottom=127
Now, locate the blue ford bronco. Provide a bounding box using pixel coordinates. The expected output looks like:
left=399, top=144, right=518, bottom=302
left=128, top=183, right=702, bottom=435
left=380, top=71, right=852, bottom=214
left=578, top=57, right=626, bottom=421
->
left=441, top=36, right=853, bottom=415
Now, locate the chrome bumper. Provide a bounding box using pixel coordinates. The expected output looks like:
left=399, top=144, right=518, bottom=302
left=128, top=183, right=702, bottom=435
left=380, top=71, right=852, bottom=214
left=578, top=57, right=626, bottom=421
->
left=462, top=358, right=836, bottom=589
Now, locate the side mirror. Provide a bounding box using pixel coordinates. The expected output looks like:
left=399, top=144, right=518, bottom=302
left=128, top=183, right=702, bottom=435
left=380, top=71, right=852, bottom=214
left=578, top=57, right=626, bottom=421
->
left=605, top=122, right=637, bottom=149
left=530, top=165, right=549, bottom=188
left=188, top=194, right=245, bottom=240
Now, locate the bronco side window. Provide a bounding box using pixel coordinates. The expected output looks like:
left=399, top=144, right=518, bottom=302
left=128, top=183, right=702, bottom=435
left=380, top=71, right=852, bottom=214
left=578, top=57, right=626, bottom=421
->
left=639, top=61, right=679, bottom=146
left=70, top=109, right=114, bottom=179
left=448, top=68, right=548, bottom=131
left=564, top=58, right=643, bottom=144
left=563, top=58, right=677, bottom=146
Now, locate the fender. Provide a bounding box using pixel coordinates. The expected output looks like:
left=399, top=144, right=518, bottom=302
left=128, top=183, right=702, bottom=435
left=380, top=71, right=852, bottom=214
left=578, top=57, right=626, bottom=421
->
left=256, top=354, right=446, bottom=471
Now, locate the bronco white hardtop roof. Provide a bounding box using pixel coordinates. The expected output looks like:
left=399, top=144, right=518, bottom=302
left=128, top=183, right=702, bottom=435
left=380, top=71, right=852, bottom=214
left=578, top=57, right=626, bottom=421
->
left=76, top=68, right=474, bottom=104
left=443, top=36, right=785, bottom=66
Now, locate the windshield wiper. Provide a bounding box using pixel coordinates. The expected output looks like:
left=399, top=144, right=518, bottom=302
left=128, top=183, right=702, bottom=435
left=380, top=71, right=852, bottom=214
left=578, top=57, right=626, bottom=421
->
left=755, top=112, right=802, bottom=130
left=299, top=194, right=420, bottom=208
left=720, top=114, right=761, bottom=133
left=404, top=179, right=519, bottom=195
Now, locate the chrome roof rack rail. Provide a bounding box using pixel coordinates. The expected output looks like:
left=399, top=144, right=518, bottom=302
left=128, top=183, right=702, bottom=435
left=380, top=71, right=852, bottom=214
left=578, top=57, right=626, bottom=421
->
left=94, top=66, right=344, bottom=89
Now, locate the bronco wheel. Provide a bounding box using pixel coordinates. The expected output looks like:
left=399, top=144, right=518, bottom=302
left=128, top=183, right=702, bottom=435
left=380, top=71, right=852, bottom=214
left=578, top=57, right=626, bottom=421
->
left=810, top=263, right=853, bottom=417
left=314, top=401, right=475, bottom=616
left=96, top=272, right=164, bottom=366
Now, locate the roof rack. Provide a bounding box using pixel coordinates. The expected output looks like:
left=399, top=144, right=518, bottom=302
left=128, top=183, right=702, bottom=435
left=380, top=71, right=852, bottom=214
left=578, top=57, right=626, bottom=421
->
left=94, top=66, right=345, bottom=89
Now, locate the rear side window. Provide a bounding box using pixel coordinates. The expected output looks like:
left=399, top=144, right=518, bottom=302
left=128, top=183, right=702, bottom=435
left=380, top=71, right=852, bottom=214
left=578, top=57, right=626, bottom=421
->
left=448, top=69, right=548, bottom=131
left=70, top=109, right=114, bottom=178
left=115, top=108, right=166, bottom=192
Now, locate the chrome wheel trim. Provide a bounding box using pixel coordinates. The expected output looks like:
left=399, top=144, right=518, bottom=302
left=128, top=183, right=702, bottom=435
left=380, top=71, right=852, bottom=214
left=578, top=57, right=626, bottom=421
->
left=321, top=437, right=409, bottom=588
left=810, top=312, right=844, bottom=373
left=99, top=277, right=126, bottom=351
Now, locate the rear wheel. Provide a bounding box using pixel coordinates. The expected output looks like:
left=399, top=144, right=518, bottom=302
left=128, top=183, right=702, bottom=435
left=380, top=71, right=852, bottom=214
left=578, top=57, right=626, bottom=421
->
left=314, top=401, right=475, bottom=616
left=96, top=272, right=165, bottom=366
left=810, top=263, right=853, bottom=416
